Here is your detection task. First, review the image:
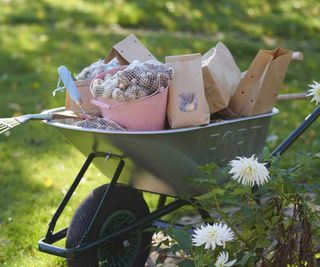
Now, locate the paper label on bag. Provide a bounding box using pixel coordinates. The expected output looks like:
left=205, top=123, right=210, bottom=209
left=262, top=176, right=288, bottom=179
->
left=179, top=92, right=198, bottom=112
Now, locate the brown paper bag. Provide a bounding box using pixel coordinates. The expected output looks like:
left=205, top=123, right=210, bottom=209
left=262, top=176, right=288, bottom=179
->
left=227, top=46, right=292, bottom=117
left=202, top=42, right=241, bottom=114
left=105, top=34, right=157, bottom=65
left=67, top=35, right=156, bottom=114
left=165, top=53, right=210, bottom=128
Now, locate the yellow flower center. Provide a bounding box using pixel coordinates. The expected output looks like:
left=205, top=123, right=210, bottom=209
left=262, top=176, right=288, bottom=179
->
left=208, top=229, right=217, bottom=239
left=245, top=166, right=253, bottom=176
left=241, top=165, right=253, bottom=178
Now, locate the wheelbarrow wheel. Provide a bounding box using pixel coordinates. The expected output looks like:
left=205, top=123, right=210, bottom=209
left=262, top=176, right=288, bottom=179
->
left=66, top=184, right=152, bottom=267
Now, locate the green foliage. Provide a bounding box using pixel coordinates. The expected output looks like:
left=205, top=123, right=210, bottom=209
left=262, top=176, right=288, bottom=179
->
left=178, top=259, right=195, bottom=267
left=167, top=227, right=193, bottom=255
left=160, top=152, right=320, bottom=266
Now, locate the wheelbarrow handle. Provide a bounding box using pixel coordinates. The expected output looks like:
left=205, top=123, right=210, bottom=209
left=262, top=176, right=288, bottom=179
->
left=277, top=93, right=307, bottom=101
left=271, top=105, right=320, bottom=157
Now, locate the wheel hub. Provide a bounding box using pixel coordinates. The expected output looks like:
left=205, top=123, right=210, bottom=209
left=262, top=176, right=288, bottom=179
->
left=97, top=209, right=141, bottom=267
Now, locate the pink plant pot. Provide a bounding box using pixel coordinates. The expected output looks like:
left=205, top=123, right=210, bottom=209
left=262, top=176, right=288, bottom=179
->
left=91, top=68, right=168, bottom=131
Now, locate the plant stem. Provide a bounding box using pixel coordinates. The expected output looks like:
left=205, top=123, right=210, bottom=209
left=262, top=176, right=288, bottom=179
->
left=212, top=191, right=250, bottom=246
left=212, top=191, right=273, bottom=265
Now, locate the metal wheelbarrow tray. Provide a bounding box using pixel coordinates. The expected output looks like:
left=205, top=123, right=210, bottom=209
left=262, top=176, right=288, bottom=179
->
left=38, top=106, right=319, bottom=266
left=45, top=107, right=278, bottom=196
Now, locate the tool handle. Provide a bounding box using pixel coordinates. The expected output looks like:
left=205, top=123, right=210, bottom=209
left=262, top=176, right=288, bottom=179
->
left=29, top=113, right=53, bottom=120
left=58, top=66, right=82, bottom=105
left=277, top=93, right=307, bottom=101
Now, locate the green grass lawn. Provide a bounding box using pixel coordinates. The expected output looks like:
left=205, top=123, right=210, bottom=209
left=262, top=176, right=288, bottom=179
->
left=0, top=0, right=319, bottom=266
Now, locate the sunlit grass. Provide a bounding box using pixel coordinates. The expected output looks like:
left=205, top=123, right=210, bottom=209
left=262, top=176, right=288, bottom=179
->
left=0, top=0, right=319, bottom=266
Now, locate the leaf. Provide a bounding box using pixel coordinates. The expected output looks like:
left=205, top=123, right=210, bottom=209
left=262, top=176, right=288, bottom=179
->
left=288, top=164, right=302, bottom=173
left=271, top=215, right=281, bottom=224
left=238, top=252, right=253, bottom=266
left=169, top=244, right=181, bottom=253
left=263, top=146, right=271, bottom=161
left=256, top=239, right=272, bottom=248
left=313, top=152, right=320, bottom=159
left=167, top=227, right=193, bottom=254
left=242, top=228, right=253, bottom=240
left=178, top=259, right=195, bottom=267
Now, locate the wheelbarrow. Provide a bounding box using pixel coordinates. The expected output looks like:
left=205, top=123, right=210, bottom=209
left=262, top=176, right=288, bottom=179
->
left=37, top=102, right=319, bottom=267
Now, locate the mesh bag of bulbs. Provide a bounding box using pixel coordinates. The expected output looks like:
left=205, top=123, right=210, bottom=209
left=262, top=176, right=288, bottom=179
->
left=90, top=60, right=173, bottom=101
left=74, top=117, right=126, bottom=131
left=74, top=60, right=174, bottom=131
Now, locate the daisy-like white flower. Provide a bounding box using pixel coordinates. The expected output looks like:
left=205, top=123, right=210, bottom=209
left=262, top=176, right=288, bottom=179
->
left=153, top=231, right=175, bottom=247
left=228, top=154, right=270, bottom=187
left=215, top=251, right=236, bottom=267
left=307, top=81, right=320, bottom=105
left=192, top=222, right=234, bottom=250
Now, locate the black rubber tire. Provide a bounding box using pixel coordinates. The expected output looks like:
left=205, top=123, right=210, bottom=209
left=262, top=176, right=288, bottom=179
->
left=66, top=184, right=152, bottom=267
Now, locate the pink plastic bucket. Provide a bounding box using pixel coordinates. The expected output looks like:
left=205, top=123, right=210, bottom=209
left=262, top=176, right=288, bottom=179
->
left=91, top=87, right=168, bottom=131
left=90, top=68, right=168, bottom=131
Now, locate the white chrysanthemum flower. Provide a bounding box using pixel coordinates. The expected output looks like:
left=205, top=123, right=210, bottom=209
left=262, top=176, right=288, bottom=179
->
left=228, top=155, right=270, bottom=187
left=192, top=222, right=234, bottom=250
left=215, top=251, right=236, bottom=267
left=153, top=231, right=175, bottom=247
left=307, top=81, right=320, bottom=105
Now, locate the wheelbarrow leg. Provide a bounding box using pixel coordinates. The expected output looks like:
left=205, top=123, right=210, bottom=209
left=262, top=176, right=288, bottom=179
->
left=46, top=152, right=97, bottom=240
left=156, top=195, right=167, bottom=209
left=79, top=157, right=125, bottom=244
left=157, top=196, right=211, bottom=220
left=45, top=152, right=124, bottom=241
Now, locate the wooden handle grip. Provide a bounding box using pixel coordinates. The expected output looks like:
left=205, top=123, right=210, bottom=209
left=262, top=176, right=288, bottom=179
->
left=277, top=93, right=307, bottom=101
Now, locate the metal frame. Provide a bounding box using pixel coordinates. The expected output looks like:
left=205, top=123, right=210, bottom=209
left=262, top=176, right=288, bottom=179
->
left=38, top=106, right=319, bottom=259
left=252, top=106, right=319, bottom=196
left=271, top=106, right=319, bottom=157
left=38, top=151, right=190, bottom=258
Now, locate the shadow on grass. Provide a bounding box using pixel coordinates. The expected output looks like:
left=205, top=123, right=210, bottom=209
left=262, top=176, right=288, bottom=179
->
left=0, top=121, right=108, bottom=266
left=0, top=142, right=68, bottom=266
